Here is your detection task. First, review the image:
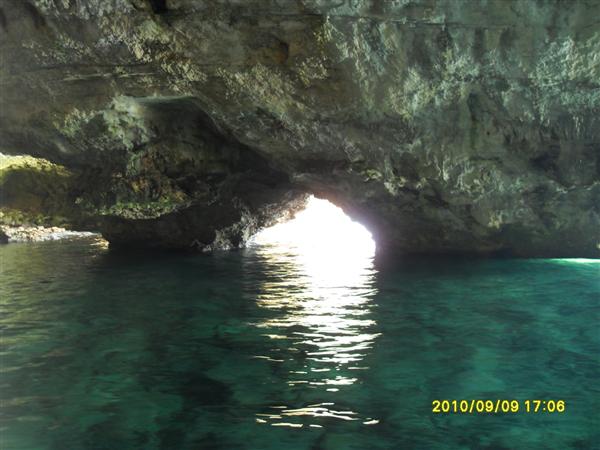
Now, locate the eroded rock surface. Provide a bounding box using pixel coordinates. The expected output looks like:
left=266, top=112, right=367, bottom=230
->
left=1, top=0, right=599, bottom=256
left=0, top=224, right=97, bottom=243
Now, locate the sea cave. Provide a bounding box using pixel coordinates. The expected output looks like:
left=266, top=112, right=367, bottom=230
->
left=0, top=1, right=599, bottom=449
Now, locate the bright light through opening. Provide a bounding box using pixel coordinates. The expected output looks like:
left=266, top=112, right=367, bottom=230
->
left=247, top=196, right=379, bottom=427
left=250, top=196, right=376, bottom=257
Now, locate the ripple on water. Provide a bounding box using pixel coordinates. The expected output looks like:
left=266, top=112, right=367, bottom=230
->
left=0, top=238, right=598, bottom=449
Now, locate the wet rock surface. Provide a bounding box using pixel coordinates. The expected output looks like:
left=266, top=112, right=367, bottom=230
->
left=0, top=0, right=598, bottom=256
left=0, top=225, right=97, bottom=243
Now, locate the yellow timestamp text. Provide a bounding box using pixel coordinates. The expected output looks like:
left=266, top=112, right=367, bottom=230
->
left=432, top=399, right=566, bottom=414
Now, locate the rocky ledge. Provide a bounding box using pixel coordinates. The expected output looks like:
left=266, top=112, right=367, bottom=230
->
left=0, top=225, right=97, bottom=243
left=0, top=0, right=599, bottom=257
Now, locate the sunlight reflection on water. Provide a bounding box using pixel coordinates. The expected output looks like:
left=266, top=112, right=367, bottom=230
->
left=2, top=234, right=598, bottom=447
left=246, top=197, right=380, bottom=427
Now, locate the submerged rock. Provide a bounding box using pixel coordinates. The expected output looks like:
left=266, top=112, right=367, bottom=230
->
left=0, top=0, right=598, bottom=256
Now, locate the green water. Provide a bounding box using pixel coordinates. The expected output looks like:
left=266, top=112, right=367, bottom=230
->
left=1, top=237, right=599, bottom=449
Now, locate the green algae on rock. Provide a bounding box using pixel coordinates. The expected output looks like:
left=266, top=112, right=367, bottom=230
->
left=0, top=154, right=78, bottom=228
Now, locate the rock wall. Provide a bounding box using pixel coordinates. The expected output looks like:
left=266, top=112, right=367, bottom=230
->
left=1, top=0, right=599, bottom=256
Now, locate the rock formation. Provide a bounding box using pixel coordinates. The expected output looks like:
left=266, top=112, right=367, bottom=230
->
left=1, top=0, right=598, bottom=256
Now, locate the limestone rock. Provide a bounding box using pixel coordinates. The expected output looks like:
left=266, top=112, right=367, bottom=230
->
left=0, top=0, right=598, bottom=256
left=0, top=224, right=97, bottom=242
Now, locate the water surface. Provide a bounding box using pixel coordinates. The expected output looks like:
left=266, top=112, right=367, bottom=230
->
left=1, top=238, right=599, bottom=449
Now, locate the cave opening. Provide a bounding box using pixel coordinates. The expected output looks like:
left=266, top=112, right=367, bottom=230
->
left=250, top=195, right=376, bottom=258
left=248, top=195, right=377, bottom=295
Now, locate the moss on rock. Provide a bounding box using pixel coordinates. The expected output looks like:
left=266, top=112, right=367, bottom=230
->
left=0, top=154, right=79, bottom=228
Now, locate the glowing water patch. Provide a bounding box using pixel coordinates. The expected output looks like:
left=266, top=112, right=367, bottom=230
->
left=548, top=258, right=600, bottom=265
left=247, top=196, right=380, bottom=428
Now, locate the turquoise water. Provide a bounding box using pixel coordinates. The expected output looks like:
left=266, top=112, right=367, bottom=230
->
left=1, top=237, right=599, bottom=449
